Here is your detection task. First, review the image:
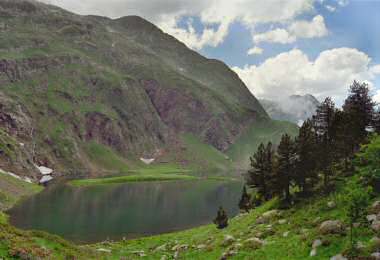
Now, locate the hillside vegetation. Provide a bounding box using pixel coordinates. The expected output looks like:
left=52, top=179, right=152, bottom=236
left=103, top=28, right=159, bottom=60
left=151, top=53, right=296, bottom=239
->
left=0, top=135, right=379, bottom=259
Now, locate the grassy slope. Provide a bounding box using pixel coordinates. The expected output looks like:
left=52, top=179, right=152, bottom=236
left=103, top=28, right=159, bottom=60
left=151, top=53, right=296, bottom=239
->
left=0, top=171, right=42, bottom=211
left=70, top=173, right=198, bottom=187
left=227, top=120, right=299, bottom=170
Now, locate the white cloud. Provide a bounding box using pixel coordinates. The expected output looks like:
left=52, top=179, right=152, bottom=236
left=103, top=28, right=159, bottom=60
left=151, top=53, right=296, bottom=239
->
left=38, top=0, right=315, bottom=50
left=254, top=28, right=296, bottom=44
left=248, top=46, right=264, bottom=56
left=232, top=48, right=379, bottom=104
left=325, top=5, right=337, bottom=12
left=374, top=90, right=380, bottom=104
left=370, top=65, right=380, bottom=75
left=289, top=15, right=328, bottom=38
left=253, top=15, right=328, bottom=45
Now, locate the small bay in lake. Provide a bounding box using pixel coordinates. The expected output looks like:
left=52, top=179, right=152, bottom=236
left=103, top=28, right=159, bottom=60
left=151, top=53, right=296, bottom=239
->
left=8, top=179, right=242, bottom=243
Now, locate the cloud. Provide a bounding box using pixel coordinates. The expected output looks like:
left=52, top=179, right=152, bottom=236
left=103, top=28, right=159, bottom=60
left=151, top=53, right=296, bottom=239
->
left=232, top=48, right=379, bottom=104
left=289, top=15, right=328, bottom=38
left=248, top=46, right=264, bottom=56
left=38, top=0, right=315, bottom=50
left=253, top=15, right=328, bottom=44
left=254, top=29, right=296, bottom=44
left=325, top=5, right=336, bottom=12
left=374, top=90, right=380, bottom=104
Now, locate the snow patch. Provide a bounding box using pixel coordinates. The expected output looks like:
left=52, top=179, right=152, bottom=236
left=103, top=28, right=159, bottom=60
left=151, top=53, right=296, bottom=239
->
left=0, top=168, right=33, bottom=183
left=39, top=175, right=53, bottom=184
left=37, top=166, right=53, bottom=175
left=140, top=158, right=155, bottom=165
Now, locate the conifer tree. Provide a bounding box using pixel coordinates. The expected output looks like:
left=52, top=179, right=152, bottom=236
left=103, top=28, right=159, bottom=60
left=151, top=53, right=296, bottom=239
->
left=343, top=81, right=375, bottom=151
left=247, top=142, right=275, bottom=201
left=312, top=97, right=336, bottom=188
left=274, top=134, right=296, bottom=202
left=238, top=185, right=251, bottom=212
left=213, top=206, right=229, bottom=229
left=295, top=119, right=318, bottom=195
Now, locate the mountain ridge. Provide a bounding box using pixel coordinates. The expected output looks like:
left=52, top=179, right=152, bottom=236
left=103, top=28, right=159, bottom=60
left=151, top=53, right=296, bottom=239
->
left=0, top=0, right=291, bottom=180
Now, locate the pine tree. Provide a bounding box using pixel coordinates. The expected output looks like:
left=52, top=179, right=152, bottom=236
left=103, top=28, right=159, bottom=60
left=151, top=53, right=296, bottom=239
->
left=213, top=206, right=229, bottom=229
left=274, top=134, right=296, bottom=202
left=247, top=142, right=275, bottom=201
left=331, top=110, right=355, bottom=170
left=295, top=119, right=318, bottom=195
left=238, top=185, right=251, bottom=212
left=312, top=97, right=336, bottom=189
left=343, top=81, right=375, bottom=151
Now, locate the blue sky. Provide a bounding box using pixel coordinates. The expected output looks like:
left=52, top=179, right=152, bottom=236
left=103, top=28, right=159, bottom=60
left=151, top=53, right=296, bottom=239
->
left=42, top=0, right=380, bottom=103
left=200, top=0, right=380, bottom=68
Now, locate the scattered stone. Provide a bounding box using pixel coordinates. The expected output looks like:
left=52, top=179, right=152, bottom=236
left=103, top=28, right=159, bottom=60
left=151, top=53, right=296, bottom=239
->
left=330, top=254, right=347, bottom=260
left=222, top=235, right=236, bottom=247
left=262, top=210, right=279, bottom=219
left=313, top=217, right=321, bottom=224
left=171, top=244, right=188, bottom=252
left=356, top=241, right=365, bottom=250
left=370, top=237, right=380, bottom=250
left=196, top=244, right=206, bottom=250
left=310, top=248, right=317, bottom=257
left=278, top=219, right=287, bottom=225
left=319, top=220, right=344, bottom=235
left=372, top=201, right=380, bottom=214
left=97, top=248, right=111, bottom=253
left=155, top=244, right=167, bottom=252
left=367, top=214, right=378, bottom=223
left=255, top=216, right=266, bottom=224
left=283, top=231, right=290, bottom=237
left=132, top=250, right=146, bottom=257
left=327, top=201, right=336, bottom=209
left=243, top=237, right=265, bottom=249
left=372, top=221, right=380, bottom=232
left=220, top=249, right=237, bottom=260
left=232, top=243, right=243, bottom=250
left=312, top=239, right=322, bottom=249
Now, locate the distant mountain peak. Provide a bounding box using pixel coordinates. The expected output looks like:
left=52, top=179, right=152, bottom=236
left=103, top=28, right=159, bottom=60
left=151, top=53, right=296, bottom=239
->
left=260, top=94, right=320, bottom=126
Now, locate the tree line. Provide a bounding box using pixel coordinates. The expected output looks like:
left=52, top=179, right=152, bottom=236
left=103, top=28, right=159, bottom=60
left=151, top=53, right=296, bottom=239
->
left=239, top=81, right=379, bottom=211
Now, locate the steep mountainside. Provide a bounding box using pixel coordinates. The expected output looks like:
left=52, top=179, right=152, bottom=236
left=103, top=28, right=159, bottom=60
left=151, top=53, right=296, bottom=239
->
left=0, top=0, right=275, bottom=179
left=260, top=95, right=320, bottom=126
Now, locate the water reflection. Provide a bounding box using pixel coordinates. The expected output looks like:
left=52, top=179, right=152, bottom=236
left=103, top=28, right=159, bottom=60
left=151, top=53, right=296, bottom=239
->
left=9, top=180, right=242, bottom=243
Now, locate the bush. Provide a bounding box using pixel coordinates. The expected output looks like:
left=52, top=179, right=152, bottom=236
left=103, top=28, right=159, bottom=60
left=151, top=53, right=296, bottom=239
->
left=354, top=135, right=380, bottom=192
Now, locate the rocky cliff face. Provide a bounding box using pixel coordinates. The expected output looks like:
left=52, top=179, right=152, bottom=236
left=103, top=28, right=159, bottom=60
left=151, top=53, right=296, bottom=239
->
left=0, top=0, right=268, bottom=177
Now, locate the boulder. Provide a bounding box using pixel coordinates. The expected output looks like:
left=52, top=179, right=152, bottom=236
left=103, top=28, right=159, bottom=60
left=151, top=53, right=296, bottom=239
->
left=243, top=237, right=265, bottom=249
left=283, top=231, right=289, bottom=237
left=310, top=248, right=317, bottom=257
left=222, top=235, right=235, bottom=247
left=330, top=254, right=347, bottom=260
left=367, top=214, right=378, bottom=223
left=370, top=236, right=380, bottom=250
left=263, top=210, right=279, bottom=219
left=371, top=252, right=380, bottom=260
left=327, top=201, right=336, bottom=209
left=372, top=220, right=380, bottom=232
left=319, top=220, right=344, bottom=235
left=372, top=201, right=380, bottom=214
left=312, top=239, right=322, bottom=249
left=196, top=244, right=206, bottom=250
left=278, top=219, right=287, bottom=225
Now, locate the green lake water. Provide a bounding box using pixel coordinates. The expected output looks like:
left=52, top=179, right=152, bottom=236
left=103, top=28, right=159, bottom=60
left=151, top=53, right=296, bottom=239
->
left=8, top=180, right=242, bottom=243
